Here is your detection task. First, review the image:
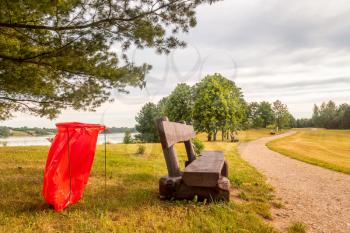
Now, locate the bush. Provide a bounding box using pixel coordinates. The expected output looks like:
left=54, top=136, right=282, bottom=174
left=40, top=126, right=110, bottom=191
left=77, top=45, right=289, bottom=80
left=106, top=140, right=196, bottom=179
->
left=1, top=141, right=8, bottom=147
left=136, top=144, right=146, bottom=155
left=192, top=138, right=204, bottom=155
left=123, top=130, right=133, bottom=144
left=0, top=127, right=10, bottom=138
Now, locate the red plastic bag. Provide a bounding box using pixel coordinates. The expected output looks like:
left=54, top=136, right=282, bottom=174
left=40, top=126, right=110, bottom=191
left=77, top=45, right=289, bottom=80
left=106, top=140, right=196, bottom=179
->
left=42, top=122, right=106, bottom=211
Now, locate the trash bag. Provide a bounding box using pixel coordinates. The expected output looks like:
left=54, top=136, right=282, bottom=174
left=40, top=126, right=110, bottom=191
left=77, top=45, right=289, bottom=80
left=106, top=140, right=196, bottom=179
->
left=42, top=122, right=106, bottom=211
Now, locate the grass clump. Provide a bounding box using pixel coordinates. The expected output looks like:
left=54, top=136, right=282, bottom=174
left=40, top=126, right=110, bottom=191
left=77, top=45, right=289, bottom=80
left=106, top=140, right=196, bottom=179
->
left=136, top=144, right=146, bottom=155
left=287, top=222, right=307, bottom=233
left=192, top=138, right=204, bottom=155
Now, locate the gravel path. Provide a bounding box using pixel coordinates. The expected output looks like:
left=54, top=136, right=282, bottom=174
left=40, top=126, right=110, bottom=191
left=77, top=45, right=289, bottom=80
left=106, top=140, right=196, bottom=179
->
left=238, top=132, right=350, bottom=233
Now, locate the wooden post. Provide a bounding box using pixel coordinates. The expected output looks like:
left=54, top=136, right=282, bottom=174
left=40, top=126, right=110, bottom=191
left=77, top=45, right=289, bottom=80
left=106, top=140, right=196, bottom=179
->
left=184, top=140, right=196, bottom=162
left=156, top=117, right=181, bottom=177
left=179, top=121, right=196, bottom=162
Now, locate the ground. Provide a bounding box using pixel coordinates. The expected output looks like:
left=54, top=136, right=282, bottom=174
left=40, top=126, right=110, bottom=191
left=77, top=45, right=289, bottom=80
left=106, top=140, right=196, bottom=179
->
left=267, top=129, right=350, bottom=174
left=0, top=136, right=277, bottom=233
left=239, top=131, right=350, bottom=233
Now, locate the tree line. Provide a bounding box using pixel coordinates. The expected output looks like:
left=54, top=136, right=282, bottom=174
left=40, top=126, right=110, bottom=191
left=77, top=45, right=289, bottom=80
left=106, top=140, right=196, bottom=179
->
left=135, top=73, right=294, bottom=142
left=247, top=100, right=295, bottom=130
left=0, top=126, right=56, bottom=138
left=295, top=101, right=350, bottom=129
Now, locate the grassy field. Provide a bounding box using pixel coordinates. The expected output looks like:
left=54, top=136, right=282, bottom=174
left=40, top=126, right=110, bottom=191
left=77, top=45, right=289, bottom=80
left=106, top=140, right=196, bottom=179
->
left=267, top=129, right=350, bottom=174
left=196, top=129, right=288, bottom=143
left=0, top=138, right=279, bottom=233
left=238, top=129, right=287, bottom=142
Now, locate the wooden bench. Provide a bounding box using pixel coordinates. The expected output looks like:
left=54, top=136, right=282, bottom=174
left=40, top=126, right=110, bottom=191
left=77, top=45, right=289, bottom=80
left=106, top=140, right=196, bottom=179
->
left=156, top=117, right=230, bottom=201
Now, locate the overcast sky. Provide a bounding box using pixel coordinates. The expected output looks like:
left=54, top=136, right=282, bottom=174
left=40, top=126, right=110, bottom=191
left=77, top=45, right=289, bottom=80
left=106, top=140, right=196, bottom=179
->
left=3, top=0, right=350, bottom=128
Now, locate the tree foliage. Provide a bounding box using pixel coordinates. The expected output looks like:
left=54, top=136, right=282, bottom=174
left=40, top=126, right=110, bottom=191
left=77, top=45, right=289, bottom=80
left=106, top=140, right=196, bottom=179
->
left=272, top=100, right=291, bottom=130
left=135, top=73, right=247, bottom=142
left=311, top=101, right=350, bottom=129
left=248, top=101, right=274, bottom=128
left=135, top=102, right=160, bottom=142
left=163, top=83, right=193, bottom=123
left=192, top=73, right=246, bottom=141
left=0, top=0, right=219, bottom=120
left=0, top=126, right=10, bottom=138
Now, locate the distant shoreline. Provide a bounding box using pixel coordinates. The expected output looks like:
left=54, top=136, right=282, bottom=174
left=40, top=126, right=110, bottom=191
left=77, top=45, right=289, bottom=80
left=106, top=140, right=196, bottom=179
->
left=0, top=126, right=136, bottom=138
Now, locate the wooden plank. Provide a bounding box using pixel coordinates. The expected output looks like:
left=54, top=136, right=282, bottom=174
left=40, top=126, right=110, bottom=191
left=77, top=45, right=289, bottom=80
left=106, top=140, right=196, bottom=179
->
left=160, top=121, right=196, bottom=147
left=182, top=152, right=225, bottom=187
left=156, top=117, right=181, bottom=177
left=200, top=150, right=224, bottom=157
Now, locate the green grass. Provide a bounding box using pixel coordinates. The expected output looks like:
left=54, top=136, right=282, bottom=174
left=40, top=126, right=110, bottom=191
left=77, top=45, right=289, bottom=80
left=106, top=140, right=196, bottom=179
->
left=0, top=139, right=278, bottom=233
left=267, top=128, right=350, bottom=174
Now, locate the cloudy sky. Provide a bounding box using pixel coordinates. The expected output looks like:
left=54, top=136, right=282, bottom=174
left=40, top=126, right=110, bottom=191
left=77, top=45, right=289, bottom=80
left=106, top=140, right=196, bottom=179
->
left=3, top=0, right=350, bottom=128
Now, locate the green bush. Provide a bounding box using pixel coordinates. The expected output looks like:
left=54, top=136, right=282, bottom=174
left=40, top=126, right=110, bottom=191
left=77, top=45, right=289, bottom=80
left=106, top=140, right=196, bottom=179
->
left=0, top=127, right=10, bottom=138
left=123, top=130, right=133, bottom=144
left=192, top=138, right=204, bottom=155
left=0, top=141, right=8, bottom=147
left=136, top=144, right=146, bottom=155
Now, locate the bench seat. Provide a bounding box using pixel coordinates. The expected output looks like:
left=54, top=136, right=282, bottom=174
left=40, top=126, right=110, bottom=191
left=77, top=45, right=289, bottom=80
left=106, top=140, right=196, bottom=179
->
left=183, top=151, right=225, bottom=187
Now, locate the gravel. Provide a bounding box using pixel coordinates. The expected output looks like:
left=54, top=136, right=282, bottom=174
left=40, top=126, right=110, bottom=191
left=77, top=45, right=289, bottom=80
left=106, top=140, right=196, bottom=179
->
left=238, top=132, right=350, bottom=233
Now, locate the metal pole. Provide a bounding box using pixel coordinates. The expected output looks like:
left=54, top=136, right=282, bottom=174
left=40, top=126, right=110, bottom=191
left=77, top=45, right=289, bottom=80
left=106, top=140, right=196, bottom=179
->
left=66, top=127, right=72, bottom=203
left=104, top=130, right=107, bottom=199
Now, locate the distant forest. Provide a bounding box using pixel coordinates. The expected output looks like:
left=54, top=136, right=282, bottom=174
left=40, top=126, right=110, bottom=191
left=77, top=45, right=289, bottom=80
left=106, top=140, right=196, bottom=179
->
left=0, top=126, right=135, bottom=138
left=295, top=101, right=350, bottom=129
left=104, top=127, right=136, bottom=134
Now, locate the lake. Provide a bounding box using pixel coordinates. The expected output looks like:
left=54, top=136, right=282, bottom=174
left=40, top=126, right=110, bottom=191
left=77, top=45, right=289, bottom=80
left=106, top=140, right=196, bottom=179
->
left=0, top=133, right=135, bottom=147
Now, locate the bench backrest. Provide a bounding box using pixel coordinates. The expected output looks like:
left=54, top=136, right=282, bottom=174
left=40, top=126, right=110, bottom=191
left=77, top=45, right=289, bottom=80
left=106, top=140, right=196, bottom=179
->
left=156, top=117, right=197, bottom=177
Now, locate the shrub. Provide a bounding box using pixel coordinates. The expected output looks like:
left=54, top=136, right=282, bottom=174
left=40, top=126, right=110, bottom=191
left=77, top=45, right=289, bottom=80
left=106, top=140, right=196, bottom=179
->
left=0, top=127, right=10, bottom=138
left=1, top=141, right=8, bottom=147
left=192, top=138, right=204, bottom=155
left=136, top=144, right=146, bottom=155
left=123, top=130, right=133, bottom=144
left=287, top=222, right=307, bottom=233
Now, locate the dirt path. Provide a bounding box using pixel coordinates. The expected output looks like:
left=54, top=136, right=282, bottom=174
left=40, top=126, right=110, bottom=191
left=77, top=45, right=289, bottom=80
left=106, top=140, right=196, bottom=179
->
left=238, top=132, right=350, bottom=233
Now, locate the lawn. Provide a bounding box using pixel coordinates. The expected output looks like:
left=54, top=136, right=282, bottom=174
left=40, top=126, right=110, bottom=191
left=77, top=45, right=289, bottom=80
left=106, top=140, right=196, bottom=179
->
left=196, top=128, right=288, bottom=143
left=237, top=129, right=276, bottom=142
left=0, top=139, right=278, bottom=232
left=267, top=129, right=350, bottom=174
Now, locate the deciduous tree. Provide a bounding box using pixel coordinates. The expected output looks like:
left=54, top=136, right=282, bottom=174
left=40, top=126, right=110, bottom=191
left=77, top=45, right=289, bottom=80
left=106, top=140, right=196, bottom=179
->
left=272, top=100, right=290, bottom=131
left=192, top=73, right=246, bottom=141
left=163, top=83, right=193, bottom=123
left=135, top=102, right=160, bottom=142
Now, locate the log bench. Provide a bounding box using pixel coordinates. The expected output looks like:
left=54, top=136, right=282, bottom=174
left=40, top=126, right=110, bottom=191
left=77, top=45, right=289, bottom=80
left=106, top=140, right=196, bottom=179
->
left=156, top=117, right=230, bottom=201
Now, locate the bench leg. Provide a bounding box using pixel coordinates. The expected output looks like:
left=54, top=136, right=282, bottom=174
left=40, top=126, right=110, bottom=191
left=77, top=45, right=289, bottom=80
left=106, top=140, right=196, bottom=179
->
left=159, top=176, right=230, bottom=202
left=221, top=160, right=228, bottom=177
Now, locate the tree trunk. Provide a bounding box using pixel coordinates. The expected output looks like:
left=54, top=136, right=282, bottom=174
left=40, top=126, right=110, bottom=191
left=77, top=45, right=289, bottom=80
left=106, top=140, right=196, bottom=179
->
left=208, top=133, right=212, bottom=141
left=213, top=131, right=217, bottom=141
left=221, top=130, right=225, bottom=141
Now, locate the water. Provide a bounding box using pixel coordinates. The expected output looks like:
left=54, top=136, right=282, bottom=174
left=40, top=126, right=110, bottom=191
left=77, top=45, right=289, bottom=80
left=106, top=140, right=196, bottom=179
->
left=0, top=133, right=134, bottom=147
